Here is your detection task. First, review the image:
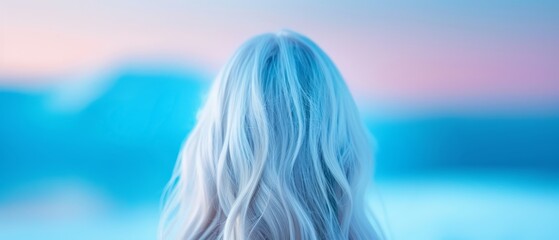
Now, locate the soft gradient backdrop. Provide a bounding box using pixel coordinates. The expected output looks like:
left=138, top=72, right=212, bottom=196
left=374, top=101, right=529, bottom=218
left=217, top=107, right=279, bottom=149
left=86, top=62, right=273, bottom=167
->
left=1, top=1, right=558, bottom=239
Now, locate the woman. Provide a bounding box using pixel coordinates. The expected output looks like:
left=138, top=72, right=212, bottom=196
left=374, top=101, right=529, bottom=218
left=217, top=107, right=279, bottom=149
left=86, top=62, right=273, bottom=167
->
left=159, top=30, right=383, bottom=239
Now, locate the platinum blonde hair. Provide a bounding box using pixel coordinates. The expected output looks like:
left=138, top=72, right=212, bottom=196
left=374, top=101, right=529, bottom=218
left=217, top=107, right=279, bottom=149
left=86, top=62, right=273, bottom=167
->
left=159, top=30, right=383, bottom=239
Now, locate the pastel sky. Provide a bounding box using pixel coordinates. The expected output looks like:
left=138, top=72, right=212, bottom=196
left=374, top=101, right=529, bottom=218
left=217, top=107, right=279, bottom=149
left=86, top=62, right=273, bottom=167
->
left=1, top=0, right=558, bottom=110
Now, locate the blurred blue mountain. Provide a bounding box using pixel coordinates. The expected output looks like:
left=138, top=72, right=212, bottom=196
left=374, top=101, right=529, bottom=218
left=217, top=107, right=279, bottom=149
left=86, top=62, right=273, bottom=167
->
left=1, top=64, right=558, bottom=204
left=0, top=63, right=208, bottom=203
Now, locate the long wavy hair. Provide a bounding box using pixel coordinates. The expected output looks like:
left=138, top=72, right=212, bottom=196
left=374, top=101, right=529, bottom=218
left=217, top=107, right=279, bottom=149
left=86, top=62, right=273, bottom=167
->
left=159, top=30, right=383, bottom=239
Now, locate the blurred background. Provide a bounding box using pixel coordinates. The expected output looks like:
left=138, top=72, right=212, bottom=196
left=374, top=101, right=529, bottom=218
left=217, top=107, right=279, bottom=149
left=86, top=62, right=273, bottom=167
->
left=1, top=0, right=558, bottom=239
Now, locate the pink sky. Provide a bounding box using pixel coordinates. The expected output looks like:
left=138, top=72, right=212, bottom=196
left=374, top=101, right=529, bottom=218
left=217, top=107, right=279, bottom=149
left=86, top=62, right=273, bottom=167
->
left=1, top=0, right=558, bottom=109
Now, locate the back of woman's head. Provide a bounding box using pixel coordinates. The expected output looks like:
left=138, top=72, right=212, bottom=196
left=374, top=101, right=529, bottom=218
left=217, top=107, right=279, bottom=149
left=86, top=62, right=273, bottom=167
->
left=159, top=30, right=383, bottom=239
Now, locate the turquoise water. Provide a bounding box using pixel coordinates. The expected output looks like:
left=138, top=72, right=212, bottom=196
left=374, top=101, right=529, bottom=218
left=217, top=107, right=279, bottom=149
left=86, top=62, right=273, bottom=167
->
left=374, top=172, right=559, bottom=240
left=1, top=172, right=557, bottom=240
left=1, top=64, right=558, bottom=239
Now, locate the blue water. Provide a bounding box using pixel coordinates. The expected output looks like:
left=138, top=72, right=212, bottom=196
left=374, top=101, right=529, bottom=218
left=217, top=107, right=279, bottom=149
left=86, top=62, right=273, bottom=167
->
left=1, top=63, right=558, bottom=239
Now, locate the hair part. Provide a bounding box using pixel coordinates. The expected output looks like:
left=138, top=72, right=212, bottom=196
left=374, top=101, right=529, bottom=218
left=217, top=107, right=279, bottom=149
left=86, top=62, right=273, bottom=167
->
left=159, top=30, right=383, bottom=240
